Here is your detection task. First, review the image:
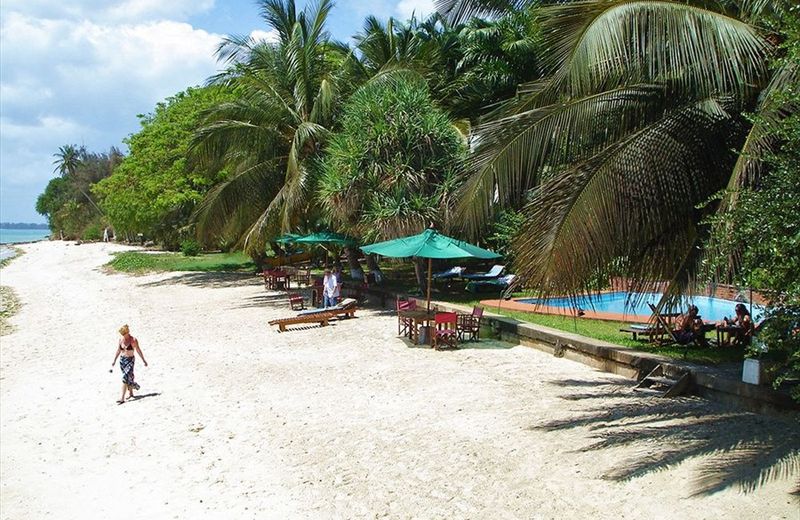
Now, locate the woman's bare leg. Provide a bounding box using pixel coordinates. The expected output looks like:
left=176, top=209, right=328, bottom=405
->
left=127, top=385, right=135, bottom=399
left=118, top=384, right=127, bottom=404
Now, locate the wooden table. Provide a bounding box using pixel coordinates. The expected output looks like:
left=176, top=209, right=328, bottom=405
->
left=398, top=309, right=437, bottom=345
left=714, top=325, right=742, bottom=347
left=264, top=270, right=291, bottom=290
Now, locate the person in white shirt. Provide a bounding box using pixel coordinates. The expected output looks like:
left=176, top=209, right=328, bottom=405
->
left=322, top=268, right=340, bottom=307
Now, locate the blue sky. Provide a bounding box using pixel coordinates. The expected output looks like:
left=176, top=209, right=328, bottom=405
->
left=0, top=0, right=434, bottom=223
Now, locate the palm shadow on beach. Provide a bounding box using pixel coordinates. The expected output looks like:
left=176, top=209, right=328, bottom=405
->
left=529, top=378, right=800, bottom=497
left=138, top=271, right=261, bottom=289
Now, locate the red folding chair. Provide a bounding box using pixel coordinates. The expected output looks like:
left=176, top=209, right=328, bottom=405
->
left=432, top=312, right=458, bottom=350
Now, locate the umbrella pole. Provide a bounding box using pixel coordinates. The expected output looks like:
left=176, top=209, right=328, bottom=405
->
left=426, top=257, right=432, bottom=312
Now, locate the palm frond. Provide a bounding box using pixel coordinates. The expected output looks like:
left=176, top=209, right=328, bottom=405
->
left=512, top=97, right=739, bottom=298
left=725, top=60, right=799, bottom=195
left=435, top=0, right=520, bottom=25
left=193, top=158, right=284, bottom=242
left=538, top=0, right=771, bottom=101
left=455, top=85, right=670, bottom=235
left=258, top=0, right=297, bottom=43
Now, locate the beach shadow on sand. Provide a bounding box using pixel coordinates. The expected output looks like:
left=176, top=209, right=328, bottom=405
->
left=138, top=272, right=261, bottom=289
left=528, top=378, right=800, bottom=497
left=127, top=392, right=161, bottom=402
left=234, top=293, right=293, bottom=309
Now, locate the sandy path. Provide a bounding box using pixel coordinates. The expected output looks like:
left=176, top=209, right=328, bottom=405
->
left=0, top=241, right=797, bottom=519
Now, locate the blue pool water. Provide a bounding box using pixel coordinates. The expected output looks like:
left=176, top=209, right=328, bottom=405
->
left=517, top=291, right=760, bottom=322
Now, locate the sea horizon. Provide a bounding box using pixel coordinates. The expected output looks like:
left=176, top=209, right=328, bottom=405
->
left=0, top=227, right=51, bottom=247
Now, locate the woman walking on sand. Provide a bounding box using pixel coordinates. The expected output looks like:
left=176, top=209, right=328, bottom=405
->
left=111, top=324, right=148, bottom=404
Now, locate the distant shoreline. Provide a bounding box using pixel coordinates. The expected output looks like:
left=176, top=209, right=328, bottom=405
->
left=0, top=223, right=49, bottom=230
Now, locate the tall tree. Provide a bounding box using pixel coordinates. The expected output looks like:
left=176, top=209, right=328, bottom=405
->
left=94, top=86, right=233, bottom=248
left=192, top=0, right=347, bottom=258
left=52, top=145, right=104, bottom=215
left=318, top=75, right=466, bottom=286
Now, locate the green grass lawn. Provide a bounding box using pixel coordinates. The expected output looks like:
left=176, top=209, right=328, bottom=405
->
left=478, top=305, right=745, bottom=365
left=107, top=251, right=256, bottom=274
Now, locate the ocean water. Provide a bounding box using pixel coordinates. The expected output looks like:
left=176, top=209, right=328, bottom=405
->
left=0, top=228, right=51, bottom=261
left=0, top=228, right=51, bottom=244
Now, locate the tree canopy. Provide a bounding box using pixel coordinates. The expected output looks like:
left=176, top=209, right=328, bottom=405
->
left=94, top=86, right=233, bottom=247
left=318, top=75, right=466, bottom=242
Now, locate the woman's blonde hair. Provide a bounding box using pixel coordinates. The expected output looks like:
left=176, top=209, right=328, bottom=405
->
left=119, top=324, right=130, bottom=336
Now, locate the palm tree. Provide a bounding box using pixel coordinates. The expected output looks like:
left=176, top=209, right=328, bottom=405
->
left=52, top=144, right=104, bottom=215
left=443, top=0, right=797, bottom=301
left=445, top=9, right=543, bottom=118
left=191, top=0, right=346, bottom=257
left=318, top=75, right=466, bottom=288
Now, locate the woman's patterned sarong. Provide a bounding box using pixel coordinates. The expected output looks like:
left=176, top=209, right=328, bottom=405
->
left=119, top=356, right=140, bottom=390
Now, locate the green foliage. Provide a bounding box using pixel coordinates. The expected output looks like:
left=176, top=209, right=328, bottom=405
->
left=485, top=209, right=524, bottom=262
left=0, top=286, right=21, bottom=336
left=106, top=251, right=255, bottom=274
left=82, top=223, right=103, bottom=241
left=180, top=239, right=202, bottom=257
left=446, top=0, right=795, bottom=306
left=192, top=0, right=347, bottom=257
left=707, top=7, right=800, bottom=399
left=318, top=76, right=466, bottom=241
left=37, top=146, right=120, bottom=239
left=94, top=86, right=233, bottom=248
left=446, top=9, right=543, bottom=118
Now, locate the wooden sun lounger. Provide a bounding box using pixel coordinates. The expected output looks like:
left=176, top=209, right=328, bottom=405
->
left=268, top=302, right=357, bottom=332
left=619, top=324, right=663, bottom=342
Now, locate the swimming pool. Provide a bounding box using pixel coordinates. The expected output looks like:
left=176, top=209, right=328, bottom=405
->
left=516, top=291, right=760, bottom=322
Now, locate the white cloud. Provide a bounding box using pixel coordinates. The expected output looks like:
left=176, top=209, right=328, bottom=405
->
left=395, top=0, right=435, bottom=20
left=0, top=8, right=224, bottom=221
left=250, top=29, right=280, bottom=44
left=1, top=0, right=216, bottom=24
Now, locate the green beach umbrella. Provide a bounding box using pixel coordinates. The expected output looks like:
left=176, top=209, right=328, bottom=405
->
left=295, top=231, right=358, bottom=246
left=361, top=228, right=501, bottom=310
left=274, top=233, right=301, bottom=244
left=294, top=231, right=358, bottom=267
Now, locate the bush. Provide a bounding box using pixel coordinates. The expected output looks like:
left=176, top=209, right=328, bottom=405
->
left=82, top=223, right=103, bottom=241
left=180, top=239, right=201, bottom=257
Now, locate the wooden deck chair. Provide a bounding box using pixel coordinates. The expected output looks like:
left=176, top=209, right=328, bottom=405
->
left=432, top=312, right=458, bottom=350
left=295, top=268, right=312, bottom=286
left=288, top=291, right=306, bottom=310
left=457, top=306, right=484, bottom=341
left=647, top=303, right=702, bottom=356
left=397, top=298, right=417, bottom=337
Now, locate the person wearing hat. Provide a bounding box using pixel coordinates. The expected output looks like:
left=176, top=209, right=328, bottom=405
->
left=111, top=324, right=148, bottom=404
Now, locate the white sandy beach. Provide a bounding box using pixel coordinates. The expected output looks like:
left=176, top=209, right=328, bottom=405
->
left=0, top=241, right=797, bottom=519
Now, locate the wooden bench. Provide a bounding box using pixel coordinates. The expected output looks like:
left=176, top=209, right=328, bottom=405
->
left=268, top=300, right=357, bottom=332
